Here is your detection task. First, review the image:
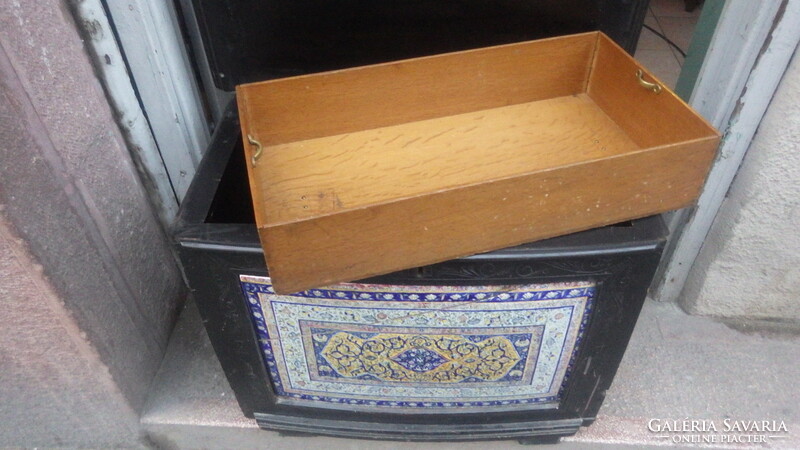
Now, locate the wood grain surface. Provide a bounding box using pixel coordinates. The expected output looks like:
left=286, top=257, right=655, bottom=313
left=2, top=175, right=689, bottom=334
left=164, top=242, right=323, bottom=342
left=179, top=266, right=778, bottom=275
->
left=262, top=137, right=718, bottom=294
left=236, top=33, right=597, bottom=146
left=236, top=31, right=721, bottom=293
left=256, top=94, right=638, bottom=224
left=587, top=34, right=719, bottom=148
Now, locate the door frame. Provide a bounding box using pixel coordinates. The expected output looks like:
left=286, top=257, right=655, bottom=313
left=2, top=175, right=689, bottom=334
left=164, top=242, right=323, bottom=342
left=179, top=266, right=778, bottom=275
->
left=652, top=0, right=800, bottom=302
left=76, top=0, right=800, bottom=302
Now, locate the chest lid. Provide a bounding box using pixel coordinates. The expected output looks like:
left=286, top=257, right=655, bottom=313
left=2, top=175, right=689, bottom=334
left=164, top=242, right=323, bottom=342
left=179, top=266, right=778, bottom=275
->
left=236, top=32, right=719, bottom=294
left=188, top=0, right=649, bottom=91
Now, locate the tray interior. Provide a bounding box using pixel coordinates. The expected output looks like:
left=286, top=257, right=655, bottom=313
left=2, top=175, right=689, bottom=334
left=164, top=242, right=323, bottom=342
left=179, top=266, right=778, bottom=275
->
left=202, top=131, right=645, bottom=227
left=202, top=130, right=643, bottom=227
left=258, top=93, right=640, bottom=224
left=237, top=31, right=717, bottom=228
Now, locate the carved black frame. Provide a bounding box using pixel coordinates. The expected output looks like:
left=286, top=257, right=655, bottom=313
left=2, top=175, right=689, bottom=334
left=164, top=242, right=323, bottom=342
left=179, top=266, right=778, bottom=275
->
left=172, top=102, right=666, bottom=441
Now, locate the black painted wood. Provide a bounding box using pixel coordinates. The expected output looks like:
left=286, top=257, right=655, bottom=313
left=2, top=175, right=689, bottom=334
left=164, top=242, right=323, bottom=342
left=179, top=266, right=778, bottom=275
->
left=190, top=0, right=650, bottom=90
left=172, top=101, right=667, bottom=441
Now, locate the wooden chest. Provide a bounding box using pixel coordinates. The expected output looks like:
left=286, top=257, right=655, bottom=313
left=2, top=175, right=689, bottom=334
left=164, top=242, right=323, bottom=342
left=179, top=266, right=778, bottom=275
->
left=175, top=1, right=683, bottom=442
left=236, top=32, right=719, bottom=293
left=173, top=116, right=669, bottom=439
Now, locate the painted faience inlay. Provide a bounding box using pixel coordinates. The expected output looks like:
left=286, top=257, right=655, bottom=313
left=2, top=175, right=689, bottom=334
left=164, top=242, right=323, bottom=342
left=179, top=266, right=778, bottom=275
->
left=240, top=275, right=594, bottom=410
left=319, top=332, right=521, bottom=383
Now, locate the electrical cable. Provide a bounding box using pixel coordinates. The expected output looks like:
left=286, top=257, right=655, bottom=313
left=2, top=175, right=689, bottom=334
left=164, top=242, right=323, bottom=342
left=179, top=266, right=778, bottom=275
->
left=642, top=23, right=687, bottom=58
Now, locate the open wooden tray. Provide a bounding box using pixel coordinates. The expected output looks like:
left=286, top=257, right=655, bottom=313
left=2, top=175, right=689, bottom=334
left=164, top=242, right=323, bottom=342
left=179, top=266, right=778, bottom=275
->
left=236, top=31, right=719, bottom=294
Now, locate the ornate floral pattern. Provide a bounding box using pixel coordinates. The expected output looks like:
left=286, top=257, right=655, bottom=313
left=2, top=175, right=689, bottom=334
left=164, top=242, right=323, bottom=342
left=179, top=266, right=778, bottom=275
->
left=320, top=332, right=521, bottom=382
left=240, top=275, right=594, bottom=410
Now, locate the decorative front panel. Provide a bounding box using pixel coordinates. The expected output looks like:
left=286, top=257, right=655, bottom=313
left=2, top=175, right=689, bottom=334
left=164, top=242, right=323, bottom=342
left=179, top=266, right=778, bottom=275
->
left=240, top=275, right=594, bottom=411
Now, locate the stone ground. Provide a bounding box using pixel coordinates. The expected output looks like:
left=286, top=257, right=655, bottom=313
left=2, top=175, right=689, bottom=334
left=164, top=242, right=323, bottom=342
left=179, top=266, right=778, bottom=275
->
left=141, top=298, right=800, bottom=449
left=635, top=0, right=701, bottom=89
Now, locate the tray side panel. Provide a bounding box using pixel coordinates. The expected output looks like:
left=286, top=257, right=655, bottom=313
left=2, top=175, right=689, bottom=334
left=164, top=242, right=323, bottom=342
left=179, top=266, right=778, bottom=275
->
left=236, top=33, right=598, bottom=147
left=261, top=138, right=717, bottom=294
left=587, top=34, right=719, bottom=148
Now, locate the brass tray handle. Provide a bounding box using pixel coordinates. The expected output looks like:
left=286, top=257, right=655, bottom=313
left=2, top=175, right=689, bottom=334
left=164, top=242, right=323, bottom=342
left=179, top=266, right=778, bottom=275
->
left=247, top=134, right=263, bottom=167
left=635, top=69, right=662, bottom=94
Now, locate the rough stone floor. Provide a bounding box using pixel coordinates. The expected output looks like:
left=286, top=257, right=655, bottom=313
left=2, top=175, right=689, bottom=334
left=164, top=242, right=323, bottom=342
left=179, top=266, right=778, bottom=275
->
left=635, top=0, right=701, bottom=90
left=141, top=298, right=800, bottom=449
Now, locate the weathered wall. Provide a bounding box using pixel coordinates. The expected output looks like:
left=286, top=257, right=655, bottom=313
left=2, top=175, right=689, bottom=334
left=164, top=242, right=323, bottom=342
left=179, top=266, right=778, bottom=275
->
left=0, top=215, right=144, bottom=447
left=681, top=52, right=800, bottom=321
left=0, top=0, right=184, bottom=446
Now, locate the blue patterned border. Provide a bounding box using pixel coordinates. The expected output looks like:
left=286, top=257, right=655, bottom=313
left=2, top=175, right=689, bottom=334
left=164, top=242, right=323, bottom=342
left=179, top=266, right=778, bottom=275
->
left=243, top=281, right=595, bottom=303
left=240, top=277, right=595, bottom=409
